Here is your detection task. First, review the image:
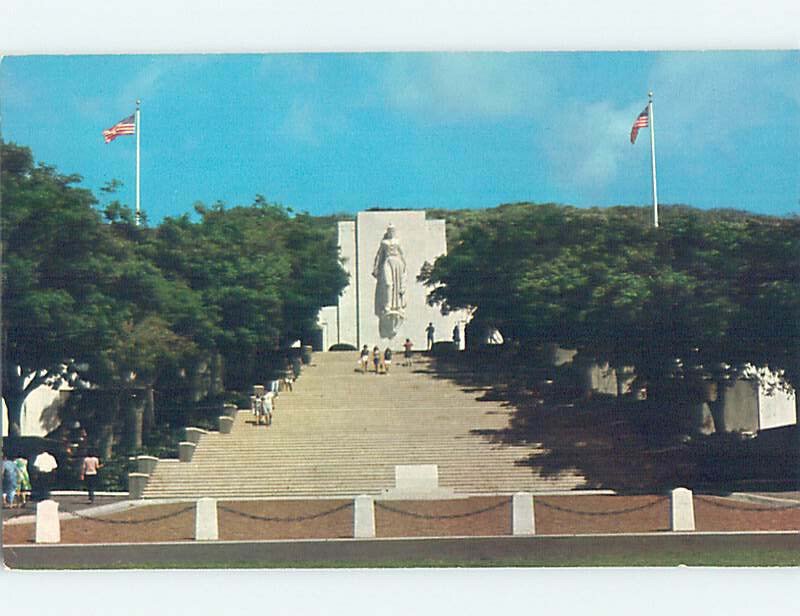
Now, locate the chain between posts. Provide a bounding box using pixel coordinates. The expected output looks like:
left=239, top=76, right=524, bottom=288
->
left=217, top=501, right=353, bottom=523
left=374, top=499, right=508, bottom=520
left=68, top=505, right=195, bottom=525
left=535, top=496, right=668, bottom=516
left=694, top=495, right=800, bottom=512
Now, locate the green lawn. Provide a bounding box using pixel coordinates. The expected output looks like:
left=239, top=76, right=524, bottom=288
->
left=28, top=546, right=800, bottom=569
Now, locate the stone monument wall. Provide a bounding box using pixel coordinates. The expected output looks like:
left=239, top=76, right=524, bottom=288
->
left=318, top=210, right=466, bottom=351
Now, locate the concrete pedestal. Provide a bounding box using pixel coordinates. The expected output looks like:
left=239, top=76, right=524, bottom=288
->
left=671, top=487, right=696, bottom=531
left=128, top=472, right=150, bottom=499
left=512, top=492, right=536, bottom=535
left=195, top=497, right=219, bottom=541
left=218, top=416, right=234, bottom=434
left=136, top=455, right=159, bottom=475
left=178, top=441, right=197, bottom=462
left=184, top=427, right=206, bottom=444
left=35, top=500, right=61, bottom=543
left=354, top=495, right=375, bottom=538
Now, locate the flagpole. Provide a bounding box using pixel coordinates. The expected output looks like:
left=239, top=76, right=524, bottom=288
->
left=648, top=91, right=659, bottom=228
left=135, top=99, right=141, bottom=226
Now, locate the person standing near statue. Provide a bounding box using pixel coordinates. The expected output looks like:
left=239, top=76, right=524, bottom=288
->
left=426, top=322, right=435, bottom=351
left=383, top=347, right=393, bottom=373
left=372, top=345, right=382, bottom=374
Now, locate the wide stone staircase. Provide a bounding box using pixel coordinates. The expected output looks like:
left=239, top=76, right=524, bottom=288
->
left=142, top=352, right=587, bottom=498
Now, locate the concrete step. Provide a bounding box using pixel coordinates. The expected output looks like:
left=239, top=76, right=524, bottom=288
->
left=142, top=351, right=588, bottom=498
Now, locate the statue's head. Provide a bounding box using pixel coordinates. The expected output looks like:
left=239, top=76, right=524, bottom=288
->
left=386, top=224, right=397, bottom=239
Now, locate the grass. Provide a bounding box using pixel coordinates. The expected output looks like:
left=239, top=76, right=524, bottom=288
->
left=14, top=546, right=800, bottom=569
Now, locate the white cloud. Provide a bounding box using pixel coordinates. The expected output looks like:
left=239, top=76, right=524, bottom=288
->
left=544, top=99, right=643, bottom=189
left=381, top=53, right=552, bottom=122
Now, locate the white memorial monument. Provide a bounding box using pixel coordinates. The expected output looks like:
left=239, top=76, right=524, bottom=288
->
left=318, top=210, right=468, bottom=351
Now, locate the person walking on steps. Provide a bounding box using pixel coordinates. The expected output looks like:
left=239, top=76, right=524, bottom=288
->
left=383, top=347, right=393, bottom=373
left=372, top=345, right=382, bottom=374
left=360, top=345, right=370, bottom=373
left=403, top=338, right=413, bottom=367
left=426, top=322, right=435, bottom=351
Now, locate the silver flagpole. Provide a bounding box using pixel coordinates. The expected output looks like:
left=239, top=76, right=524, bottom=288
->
left=135, top=99, right=141, bottom=226
left=648, top=91, right=659, bottom=228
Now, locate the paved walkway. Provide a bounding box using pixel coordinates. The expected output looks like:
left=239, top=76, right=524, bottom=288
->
left=2, top=493, right=131, bottom=523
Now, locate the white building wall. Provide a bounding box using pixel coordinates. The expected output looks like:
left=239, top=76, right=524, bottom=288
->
left=758, top=385, right=797, bottom=430
left=2, top=382, right=68, bottom=437
left=337, top=221, right=358, bottom=348
left=317, top=305, right=339, bottom=352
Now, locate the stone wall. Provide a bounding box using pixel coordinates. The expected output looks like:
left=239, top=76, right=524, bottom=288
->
left=320, top=210, right=467, bottom=351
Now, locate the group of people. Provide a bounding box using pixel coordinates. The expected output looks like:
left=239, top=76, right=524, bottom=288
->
left=360, top=339, right=416, bottom=373
left=2, top=449, right=103, bottom=508
left=426, top=322, right=461, bottom=350
left=2, top=453, right=31, bottom=508
left=251, top=385, right=278, bottom=426
left=360, top=345, right=393, bottom=374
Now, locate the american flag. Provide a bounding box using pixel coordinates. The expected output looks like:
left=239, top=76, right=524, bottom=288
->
left=103, top=113, right=136, bottom=143
left=630, top=106, right=649, bottom=144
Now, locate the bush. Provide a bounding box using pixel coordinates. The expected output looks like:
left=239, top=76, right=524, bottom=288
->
left=328, top=343, right=357, bottom=351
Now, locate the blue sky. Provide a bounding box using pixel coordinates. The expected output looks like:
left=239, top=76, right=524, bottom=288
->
left=1, top=52, right=798, bottom=222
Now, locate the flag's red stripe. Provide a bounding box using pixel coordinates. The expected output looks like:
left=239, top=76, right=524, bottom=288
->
left=102, top=114, right=136, bottom=143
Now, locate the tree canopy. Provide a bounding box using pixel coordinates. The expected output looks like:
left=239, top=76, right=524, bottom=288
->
left=422, top=203, right=799, bottom=390
left=2, top=142, right=348, bottom=435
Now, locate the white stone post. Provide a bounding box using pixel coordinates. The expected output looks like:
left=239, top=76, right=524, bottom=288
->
left=670, top=487, right=695, bottom=532
left=195, top=497, right=219, bottom=541
left=354, top=495, right=376, bottom=538
left=35, top=499, right=61, bottom=543
left=512, top=492, right=536, bottom=535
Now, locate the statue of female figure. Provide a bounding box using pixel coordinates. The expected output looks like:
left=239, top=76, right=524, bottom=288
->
left=372, top=225, right=407, bottom=338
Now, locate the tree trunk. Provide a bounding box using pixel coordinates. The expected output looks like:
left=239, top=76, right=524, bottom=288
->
left=122, top=388, right=145, bottom=453
left=3, top=366, right=46, bottom=438
left=97, top=392, right=119, bottom=460
left=211, top=351, right=224, bottom=396
left=142, top=385, right=155, bottom=438
left=4, top=391, right=25, bottom=438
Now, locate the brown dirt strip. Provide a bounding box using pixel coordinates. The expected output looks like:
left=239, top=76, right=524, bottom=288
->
left=375, top=496, right=510, bottom=538
left=4, top=495, right=800, bottom=545
left=694, top=496, right=800, bottom=532
left=534, top=495, right=670, bottom=535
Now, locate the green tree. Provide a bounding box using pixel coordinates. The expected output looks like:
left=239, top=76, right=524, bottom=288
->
left=1, top=142, right=133, bottom=436
left=422, top=203, right=799, bottom=395
left=147, top=197, right=347, bottom=388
